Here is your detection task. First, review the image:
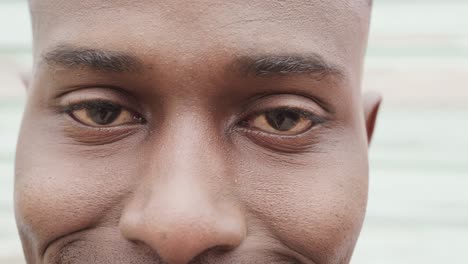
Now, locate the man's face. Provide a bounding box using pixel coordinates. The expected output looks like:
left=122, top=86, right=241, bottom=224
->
left=15, top=0, right=378, bottom=263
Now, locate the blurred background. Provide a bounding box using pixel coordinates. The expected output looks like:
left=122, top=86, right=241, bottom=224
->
left=0, top=0, right=467, bottom=263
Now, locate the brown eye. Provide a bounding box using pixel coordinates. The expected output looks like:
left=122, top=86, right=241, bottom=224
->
left=67, top=101, right=145, bottom=127
left=247, top=109, right=317, bottom=135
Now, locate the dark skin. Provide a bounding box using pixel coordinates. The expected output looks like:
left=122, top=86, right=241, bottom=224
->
left=15, top=0, right=381, bottom=263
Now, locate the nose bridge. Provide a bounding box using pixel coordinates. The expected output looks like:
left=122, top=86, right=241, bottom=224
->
left=156, top=111, right=227, bottom=192
left=119, top=113, right=245, bottom=264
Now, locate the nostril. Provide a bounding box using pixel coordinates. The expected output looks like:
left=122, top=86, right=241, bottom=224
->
left=189, top=245, right=236, bottom=263
left=126, top=239, right=167, bottom=264
left=208, top=244, right=237, bottom=255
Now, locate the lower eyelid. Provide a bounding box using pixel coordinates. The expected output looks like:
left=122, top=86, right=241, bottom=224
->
left=236, top=128, right=321, bottom=154
left=61, top=121, right=141, bottom=145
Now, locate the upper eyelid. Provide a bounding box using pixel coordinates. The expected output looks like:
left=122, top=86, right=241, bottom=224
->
left=245, top=92, right=334, bottom=114
left=53, top=86, right=143, bottom=112
left=238, top=93, right=329, bottom=117
left=52, top=85, right=133, bottom=100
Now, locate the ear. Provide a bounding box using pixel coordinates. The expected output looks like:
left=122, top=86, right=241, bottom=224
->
left=362, top=91, right=382, bottom=146
left=19, top=70, right=31, bottom=91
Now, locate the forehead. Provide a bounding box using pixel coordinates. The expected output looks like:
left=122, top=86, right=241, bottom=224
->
left=30, top=0, right=370, bottom=76
left=30, top=0, right=369, bottom=21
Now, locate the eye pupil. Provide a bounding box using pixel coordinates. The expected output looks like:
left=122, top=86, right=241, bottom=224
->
left=86, top=104, right=122, bottom=125
left=265, top=109, right=300, bottom=131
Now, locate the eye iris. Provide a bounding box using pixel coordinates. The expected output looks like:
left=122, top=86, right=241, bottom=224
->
left=86, top=104, right=122, bottom=125
left=265, top=109, right=300, bottom=131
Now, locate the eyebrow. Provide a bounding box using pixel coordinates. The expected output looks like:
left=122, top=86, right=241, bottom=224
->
left=231, top=54, right=344, bottom=79
left=42, top=45, right=144, bottom=73
left=42, top=45, right=343, bottom=79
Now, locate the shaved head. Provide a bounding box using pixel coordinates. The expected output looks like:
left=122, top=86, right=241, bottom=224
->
left=16, top=1, right=379, bottom=264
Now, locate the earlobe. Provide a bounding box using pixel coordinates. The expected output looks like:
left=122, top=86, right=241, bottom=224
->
left=362, top=91, right=382, bottom=146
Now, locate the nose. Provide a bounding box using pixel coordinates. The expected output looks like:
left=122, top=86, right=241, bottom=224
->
left=119, top=124, right=246, bottom=264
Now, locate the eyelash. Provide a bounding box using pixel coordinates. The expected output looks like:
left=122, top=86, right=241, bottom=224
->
left=61, top=100, right=146, bottom=125
left=63, top=100, right=117, bottom=113
left=240, top=107, right=326, bottom=127
left=60, top=100, right=325, bottom=136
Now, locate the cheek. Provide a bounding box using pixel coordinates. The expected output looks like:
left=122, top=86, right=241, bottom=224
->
left=14, top=123, right=136, bottom=254
left=236, top=143, right=368, bottom=263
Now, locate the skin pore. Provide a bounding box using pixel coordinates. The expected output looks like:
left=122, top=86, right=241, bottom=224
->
left=15, top=0, right=381, bottom=263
